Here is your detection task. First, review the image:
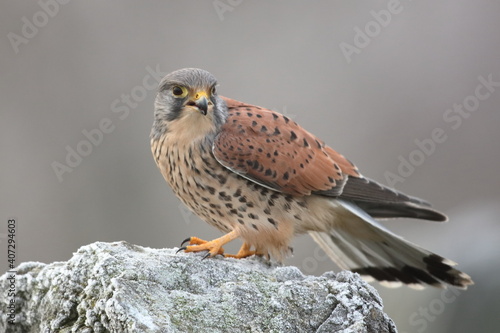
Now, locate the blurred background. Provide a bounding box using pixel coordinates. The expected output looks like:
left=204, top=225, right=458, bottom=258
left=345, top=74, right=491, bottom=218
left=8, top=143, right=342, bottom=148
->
left=1, top=1, right=499, bottom=332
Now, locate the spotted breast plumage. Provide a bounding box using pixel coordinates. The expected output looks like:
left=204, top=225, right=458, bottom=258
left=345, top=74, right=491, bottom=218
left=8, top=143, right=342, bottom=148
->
left=150, top=68, right=473, bottom=289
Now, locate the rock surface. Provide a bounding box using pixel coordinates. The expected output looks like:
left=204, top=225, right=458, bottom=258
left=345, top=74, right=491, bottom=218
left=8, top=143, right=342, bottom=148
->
left=0, top=241, right=397, bottom=333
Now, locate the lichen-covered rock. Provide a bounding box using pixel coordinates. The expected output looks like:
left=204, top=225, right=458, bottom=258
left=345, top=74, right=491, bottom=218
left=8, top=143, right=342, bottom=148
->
left=0, top=241, right=397, bottom=333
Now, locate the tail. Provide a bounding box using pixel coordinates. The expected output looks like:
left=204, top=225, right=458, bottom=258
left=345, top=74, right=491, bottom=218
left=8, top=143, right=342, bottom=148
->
left=310, top=200, right=473, bottom=289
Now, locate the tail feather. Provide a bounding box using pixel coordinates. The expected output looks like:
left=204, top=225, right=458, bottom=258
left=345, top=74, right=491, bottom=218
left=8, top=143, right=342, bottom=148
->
left=309, top=200, right=473, bottom=289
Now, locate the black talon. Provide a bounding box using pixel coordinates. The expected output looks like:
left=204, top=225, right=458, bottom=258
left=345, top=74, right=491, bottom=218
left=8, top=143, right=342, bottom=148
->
left=180, top=237, right=192, bottom=247
left=176, top=246, right=187, bottom=254
left=202, top=252, right=212, bottom=260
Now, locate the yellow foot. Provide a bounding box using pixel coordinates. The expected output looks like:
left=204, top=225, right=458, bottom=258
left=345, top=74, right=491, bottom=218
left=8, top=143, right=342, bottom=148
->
left=224, top=242, right=264, bottom=259
left=178, top=230, right=239, bottom=258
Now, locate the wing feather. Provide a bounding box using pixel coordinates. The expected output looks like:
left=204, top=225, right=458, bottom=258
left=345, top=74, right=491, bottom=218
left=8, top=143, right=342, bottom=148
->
left=213, top=97, right=357, bottom=196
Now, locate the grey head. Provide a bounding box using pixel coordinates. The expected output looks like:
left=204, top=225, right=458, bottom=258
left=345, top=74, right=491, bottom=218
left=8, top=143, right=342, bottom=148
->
left=151, top=68, right=228, bottom=140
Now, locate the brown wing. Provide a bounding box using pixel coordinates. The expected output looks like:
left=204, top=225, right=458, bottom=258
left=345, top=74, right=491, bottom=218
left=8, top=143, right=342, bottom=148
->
left=213, top=97, right=361, bottom=196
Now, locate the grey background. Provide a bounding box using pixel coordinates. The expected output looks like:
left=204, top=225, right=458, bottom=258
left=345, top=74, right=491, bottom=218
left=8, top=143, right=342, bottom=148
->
left=1, top=1, right=499, bottom=332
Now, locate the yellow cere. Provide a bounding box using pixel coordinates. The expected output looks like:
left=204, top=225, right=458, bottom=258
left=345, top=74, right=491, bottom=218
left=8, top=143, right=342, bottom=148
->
left=194, top=91, right=209, bottom=100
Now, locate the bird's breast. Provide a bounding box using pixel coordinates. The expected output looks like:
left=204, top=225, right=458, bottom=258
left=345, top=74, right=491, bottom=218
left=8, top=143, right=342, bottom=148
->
left=151, top=135, right=237, bottom=232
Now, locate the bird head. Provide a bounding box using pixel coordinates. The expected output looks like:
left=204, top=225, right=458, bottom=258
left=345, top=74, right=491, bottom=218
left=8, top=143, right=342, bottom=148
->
left=152, top=68, right=227, bottom=142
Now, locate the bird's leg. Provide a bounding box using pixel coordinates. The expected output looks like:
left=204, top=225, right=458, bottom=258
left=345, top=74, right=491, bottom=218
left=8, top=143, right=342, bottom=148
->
left=179, top=230, right=239, bottom=258
left=224, top=242, right=264, bottom=259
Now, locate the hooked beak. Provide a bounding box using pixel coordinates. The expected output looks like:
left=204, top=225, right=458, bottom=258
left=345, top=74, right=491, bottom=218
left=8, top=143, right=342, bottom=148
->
left=188, top=91, right=209, bottom=115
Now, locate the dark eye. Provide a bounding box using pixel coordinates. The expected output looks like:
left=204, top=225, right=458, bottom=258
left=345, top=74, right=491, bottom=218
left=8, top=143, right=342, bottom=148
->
left=172, top=86, right=187, bottom=97
left=211, top=86, right=217, bottom=95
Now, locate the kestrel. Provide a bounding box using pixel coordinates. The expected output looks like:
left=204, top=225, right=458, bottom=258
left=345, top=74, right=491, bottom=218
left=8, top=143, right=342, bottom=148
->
left=151, top=68, right=473, bottom=289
